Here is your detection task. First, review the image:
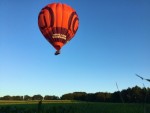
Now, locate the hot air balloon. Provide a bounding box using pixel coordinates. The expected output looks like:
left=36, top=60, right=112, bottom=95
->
left=38, top=3, right=79, bottom=55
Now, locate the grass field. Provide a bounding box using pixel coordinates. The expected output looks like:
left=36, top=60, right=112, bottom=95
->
left=0, top=100, right=150, bottom=113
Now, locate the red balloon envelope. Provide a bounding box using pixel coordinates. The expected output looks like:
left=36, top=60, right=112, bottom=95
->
left=38, top=3, right=79, bottom=55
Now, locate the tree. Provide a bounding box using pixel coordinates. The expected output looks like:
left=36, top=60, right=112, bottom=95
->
left=61, top=93, right=74, bottom=100
left=2, top=95, right=11, bottom=100
left=24, top=95, right=32, bottom=100
left=131, top=86, right=143, bottom=103
left=32, top=94, right=43, bottom=100
left=146, top=88, right=150, bottom=103
left=73, top=92, right=87, bottom=101
left=11, top=96, right=23, bottom=100
left=44, top=95, right=59, bottom=100
left=111, top=91, right=121, bottom=102
left=85, top=93, right=95, bottom=102
left=121, top=89, right=130, bottom=103
left=95, top=92, right=111, bottom=102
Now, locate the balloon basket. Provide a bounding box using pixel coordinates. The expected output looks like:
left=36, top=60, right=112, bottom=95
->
left=55, top=50, right=60, bottom=55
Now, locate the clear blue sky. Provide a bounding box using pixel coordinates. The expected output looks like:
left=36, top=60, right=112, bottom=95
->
left=0, top=0, right=150, bottom=97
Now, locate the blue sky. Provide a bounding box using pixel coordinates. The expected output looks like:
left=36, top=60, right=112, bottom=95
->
left=0, top=0, right=150, bottom=97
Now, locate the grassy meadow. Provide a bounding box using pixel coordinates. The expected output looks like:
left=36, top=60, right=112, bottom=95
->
left=0, top=100, right=150, bottom=113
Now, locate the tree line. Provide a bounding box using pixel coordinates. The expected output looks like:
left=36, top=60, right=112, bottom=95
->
left=61, top=86, right=150, bottom=103
left=0, top=95, right=59, bottom=101
left=0, top=86, right=150, bottom=103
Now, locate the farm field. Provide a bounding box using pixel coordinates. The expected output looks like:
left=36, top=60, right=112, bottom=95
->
left=0, top=100, right=150, bottom=113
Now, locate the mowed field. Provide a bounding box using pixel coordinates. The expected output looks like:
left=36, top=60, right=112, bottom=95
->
left=0, top=100, right=150, bottom=113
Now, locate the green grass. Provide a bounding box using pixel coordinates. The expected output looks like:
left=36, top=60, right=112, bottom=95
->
left=0, top=100, right=150, bottom=113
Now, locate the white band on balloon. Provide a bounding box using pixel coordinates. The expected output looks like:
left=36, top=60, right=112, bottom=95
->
left=52, top=34, right=66, bottom=40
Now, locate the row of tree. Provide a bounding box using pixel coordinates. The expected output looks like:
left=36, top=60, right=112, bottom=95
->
left=61, top=86, right=150, bottom=103
left=0, top=86, right=150, bottom=103
left=0, top=95, right=59, bottom=101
